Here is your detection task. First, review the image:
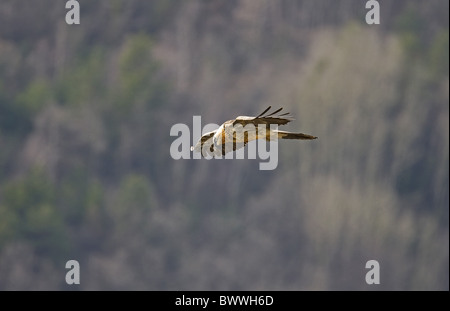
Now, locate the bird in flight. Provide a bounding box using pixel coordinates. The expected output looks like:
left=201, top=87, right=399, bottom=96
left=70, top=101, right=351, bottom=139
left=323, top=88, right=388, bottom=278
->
left=191, top=106, right=317, bottom=157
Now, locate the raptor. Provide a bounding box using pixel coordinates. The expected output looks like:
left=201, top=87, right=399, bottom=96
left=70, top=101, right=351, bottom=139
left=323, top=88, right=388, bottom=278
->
left=191, top=106, right=317, bottom=157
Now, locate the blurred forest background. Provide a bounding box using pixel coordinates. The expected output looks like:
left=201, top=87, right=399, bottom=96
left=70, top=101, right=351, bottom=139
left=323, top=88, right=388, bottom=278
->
left=0, top=0, right=448, bottom=290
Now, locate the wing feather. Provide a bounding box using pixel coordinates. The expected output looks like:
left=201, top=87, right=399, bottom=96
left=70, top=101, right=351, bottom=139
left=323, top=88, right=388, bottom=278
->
left=255, top=106, right=272, bottom=118
left=191, top=130, right=216, bottom=153
left=200, top=130, right=216, bottom=143
left=233, top=106, right=293, bottom=126
left=266, top=107, right=283, bottom=116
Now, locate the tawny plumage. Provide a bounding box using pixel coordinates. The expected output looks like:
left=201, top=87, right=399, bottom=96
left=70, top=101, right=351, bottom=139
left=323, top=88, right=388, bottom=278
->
left=191, top=106, right=317, bottom=157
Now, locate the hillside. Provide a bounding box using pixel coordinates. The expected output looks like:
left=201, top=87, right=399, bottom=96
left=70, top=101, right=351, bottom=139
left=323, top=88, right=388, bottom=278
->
left=0, top=0, right=448, bottom=290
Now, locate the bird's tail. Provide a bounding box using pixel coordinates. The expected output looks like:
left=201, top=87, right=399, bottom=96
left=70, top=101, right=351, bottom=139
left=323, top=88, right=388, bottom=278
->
left=275, top=130, right=317, bottom=140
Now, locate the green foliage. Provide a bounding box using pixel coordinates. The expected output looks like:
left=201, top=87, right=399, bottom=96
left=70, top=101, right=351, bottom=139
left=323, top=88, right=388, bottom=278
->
left=116, top=34, right=159, bottom=111
left=0, top=84, right=31, bottom=136
left=57, top=167, right=105, bottom=225
left=16, top=79, right=52, bottom=116
left=84, top=181, right=104, bottom=223
left=395, top=7, right=424, bottom=59
left=0, top=204, right=19, bottom=245
left=56, top=47, right=106, bottom=107
left=3, top=169, right=54, bottom=215
left=109, top=174, right=156, bottom=235
left=116, top=174, right=154, bottom=214
left=0, top=169, right=66, bottom=257
left=395, top=7, right=448, bottom=79
left=429, top=29, right=449, bottom=78
left=23, top=203, right=66, bottom=255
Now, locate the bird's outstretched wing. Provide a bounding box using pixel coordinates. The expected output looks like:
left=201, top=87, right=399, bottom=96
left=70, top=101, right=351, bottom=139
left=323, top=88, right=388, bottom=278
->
left=190, top=130, right=216, bottom=153
left=232, top=106, right=294, bottom=127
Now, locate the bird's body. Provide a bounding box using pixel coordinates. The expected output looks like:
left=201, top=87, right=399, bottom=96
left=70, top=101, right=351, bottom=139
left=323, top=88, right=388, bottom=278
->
left=191, top=106, right=317, bottom=157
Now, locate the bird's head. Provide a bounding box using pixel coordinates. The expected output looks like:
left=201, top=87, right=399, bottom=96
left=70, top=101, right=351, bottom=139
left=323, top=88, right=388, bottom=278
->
left=191, top=141, right=201, bottom=153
